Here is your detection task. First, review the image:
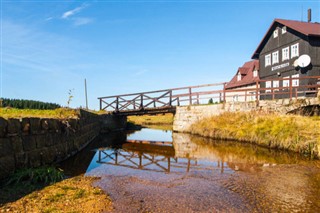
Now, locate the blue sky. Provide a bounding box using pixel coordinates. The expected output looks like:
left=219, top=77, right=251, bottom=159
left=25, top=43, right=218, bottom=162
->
left=1, top=0, right=319, bottom=109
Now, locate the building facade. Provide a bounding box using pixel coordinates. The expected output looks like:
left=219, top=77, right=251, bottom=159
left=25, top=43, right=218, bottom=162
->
left=225, top=60, right=259, bottom=102
left=252, top=19, right=320, bottom=99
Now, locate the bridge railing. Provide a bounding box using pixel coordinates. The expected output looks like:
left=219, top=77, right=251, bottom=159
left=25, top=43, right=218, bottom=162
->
left=98, top=76, right=320, bottom=113
left=98, top=82, right=225, bottom=112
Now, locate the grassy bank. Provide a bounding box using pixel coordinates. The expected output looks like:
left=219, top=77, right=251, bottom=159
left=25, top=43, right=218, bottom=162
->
left=0, top=166, right=112, bottom=212
left=0, top=108, right=80, bottom=119
left=128, top=113, right=174, bottom=125
left=189, top=112, right=320, bottom=158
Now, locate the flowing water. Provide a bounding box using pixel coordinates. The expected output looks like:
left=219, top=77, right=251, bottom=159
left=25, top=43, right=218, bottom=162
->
left=61, top=127, right=320, bottom=212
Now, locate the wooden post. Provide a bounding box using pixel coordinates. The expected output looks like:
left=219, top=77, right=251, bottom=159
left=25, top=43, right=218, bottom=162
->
left=167, top=157, right=171, bottom=173
left=169, top=90, right=172, bottom=106
left=116, top=97, right=119, bottom=111
left=99, top=98, right=102, bottom=110
left=245, top=90, right=247, bottom=102
left=223, top=83, right=226, bottom=108
left=289, top=76, right=292, bottom=101
left=197, top=94, right=199, bottom=105
left=189, top=88, right=192, bottom=105
left=272, top=87, right=274, bottom=100
left=255, top=81, right=259, bottom=107
left=140, top=94, right=144, bottom=109
left=177, top=97, right=180, bottom=106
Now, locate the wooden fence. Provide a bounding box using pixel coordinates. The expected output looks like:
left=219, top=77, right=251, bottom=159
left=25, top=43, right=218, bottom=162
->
left=98, top=76, right=320, bottom=114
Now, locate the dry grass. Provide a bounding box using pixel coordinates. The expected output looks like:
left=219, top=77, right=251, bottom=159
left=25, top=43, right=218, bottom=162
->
left=128, top=113, right=174, bottom=125
left=0, top=176, right=112, bottom=213
left=0, top=108, right=80, bottom=119
left=190, top=112, right=320, bottom=158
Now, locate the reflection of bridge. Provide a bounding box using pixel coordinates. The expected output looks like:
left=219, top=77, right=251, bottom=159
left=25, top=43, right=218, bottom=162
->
left=96, top=140, right=228, bottom=174
left=98, top=76, right=320, bottom=116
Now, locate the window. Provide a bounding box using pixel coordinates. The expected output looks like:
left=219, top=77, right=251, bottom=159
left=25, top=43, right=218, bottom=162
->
left=273, top=29, right=278, bottom=38
left=282, top=26, right=287, bottom=34
left=291, top=43, right=299, bottom=58
left=233, top=95, right=239, bottom=102
left=253, top=70, right=258, bottom=77
left=273, top=80, right=279, bottom=91
left=292, top=74, right=299, bottom=86
left=266, top=81, right=272, bottom=93
left=237, top=72, right=241, bottom=81
left=282, top=47, right=289, bottom=61
left=249, top=92, right=256, bottom=101
left=283, top=76, right=290, bottom=87
left=265, top=54, right=271, bottom=67
left=272, top=51, right=279, bottom=64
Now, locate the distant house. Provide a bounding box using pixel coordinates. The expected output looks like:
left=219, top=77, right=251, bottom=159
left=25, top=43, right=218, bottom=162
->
left=251, top=17, right=320, bottom=99
left=225, top=60, right=259, bottom=102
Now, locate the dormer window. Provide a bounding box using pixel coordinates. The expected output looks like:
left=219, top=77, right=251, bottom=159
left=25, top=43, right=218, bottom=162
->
left=253, top=70, right=258, bottom=77
left=237, top=72, right=241, bottom=81
left=282, top=26, right=287, bottom=34
left=273, top=29, right=278, bottom=38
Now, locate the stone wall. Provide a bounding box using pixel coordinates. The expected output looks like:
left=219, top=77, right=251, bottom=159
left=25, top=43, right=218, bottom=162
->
left=0, top=110, right=127, bottom=180
left=173, top=97, right=320, bottom=132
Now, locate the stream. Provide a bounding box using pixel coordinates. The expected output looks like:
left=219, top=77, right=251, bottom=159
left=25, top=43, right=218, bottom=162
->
left=61, top=127, right=320, bottom=212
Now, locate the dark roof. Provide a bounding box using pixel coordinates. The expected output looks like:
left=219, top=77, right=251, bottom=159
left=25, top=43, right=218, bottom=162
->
left=225, top=60, right=259, bottom=89
left=252, top=19, right=320, bottom=59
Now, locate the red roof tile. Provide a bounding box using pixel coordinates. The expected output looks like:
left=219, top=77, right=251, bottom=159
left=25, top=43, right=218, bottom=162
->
left=252, top=19, right=320, bottom=59
left=276, top=19, right=320, bottom=37
left=226, top=60, right=259, bottom=89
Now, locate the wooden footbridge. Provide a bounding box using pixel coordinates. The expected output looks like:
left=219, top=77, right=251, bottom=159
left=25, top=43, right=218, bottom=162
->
left=98, top=76, right=320, bottom=116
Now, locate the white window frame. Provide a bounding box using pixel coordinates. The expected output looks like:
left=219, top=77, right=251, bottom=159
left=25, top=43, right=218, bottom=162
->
left=292, top=74, right=299, bottom=87
left=233, top=95, right=239, bottom=102
left=291, top=43, right=299, bottom=58
left=282, top=47, right=289, bottom=61
left=266, top=81, right=272, bottom=93
left=249, top=92, right=256, bottom=101
left=265, top=54, right=271, bottom=67
left=283, top=76, right=290, bottom=88
left=272, top=51, right=279, bottom=64
left=273, top=29, right=278, bottom=38
left=273, top=80, right=280, bottom=91
left=253, top=70, right=258, bottom=77
left=281, top=26, right=287, bottom=34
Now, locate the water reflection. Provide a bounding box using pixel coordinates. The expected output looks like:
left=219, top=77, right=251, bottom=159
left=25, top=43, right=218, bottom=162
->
left=84, top=129, right=310, bottom=176
left=62, top=128, right=320, bottom=212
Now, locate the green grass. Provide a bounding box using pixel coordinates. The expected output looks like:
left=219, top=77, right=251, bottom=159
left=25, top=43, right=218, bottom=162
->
left=189, top=112, right=320, bottom=158
left=0, top=108, right=80, bottom=119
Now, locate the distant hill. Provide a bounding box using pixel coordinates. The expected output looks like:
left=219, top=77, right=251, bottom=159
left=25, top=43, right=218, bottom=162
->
left=0, top=98, right=61, bottom=110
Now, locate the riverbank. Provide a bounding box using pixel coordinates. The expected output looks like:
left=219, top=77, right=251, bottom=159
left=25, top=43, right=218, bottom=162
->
left=188, top=112, right=320, bottom=158
left=128, top=113, right=173, bottom=126
left=0, top=108, right=80, bottom=119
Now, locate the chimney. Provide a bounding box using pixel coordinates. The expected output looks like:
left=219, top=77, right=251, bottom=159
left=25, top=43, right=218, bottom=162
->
left=308, top=8, right=311, bottom=22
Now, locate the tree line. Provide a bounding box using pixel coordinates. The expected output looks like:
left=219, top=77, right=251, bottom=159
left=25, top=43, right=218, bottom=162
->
left=0, top=98, right=61, bottom=110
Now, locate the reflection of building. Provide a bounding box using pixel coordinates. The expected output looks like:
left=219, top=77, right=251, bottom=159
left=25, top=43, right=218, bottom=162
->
left=225, top=60, right=260, bottom=102
left=251, top=17, right=320, bottom=99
